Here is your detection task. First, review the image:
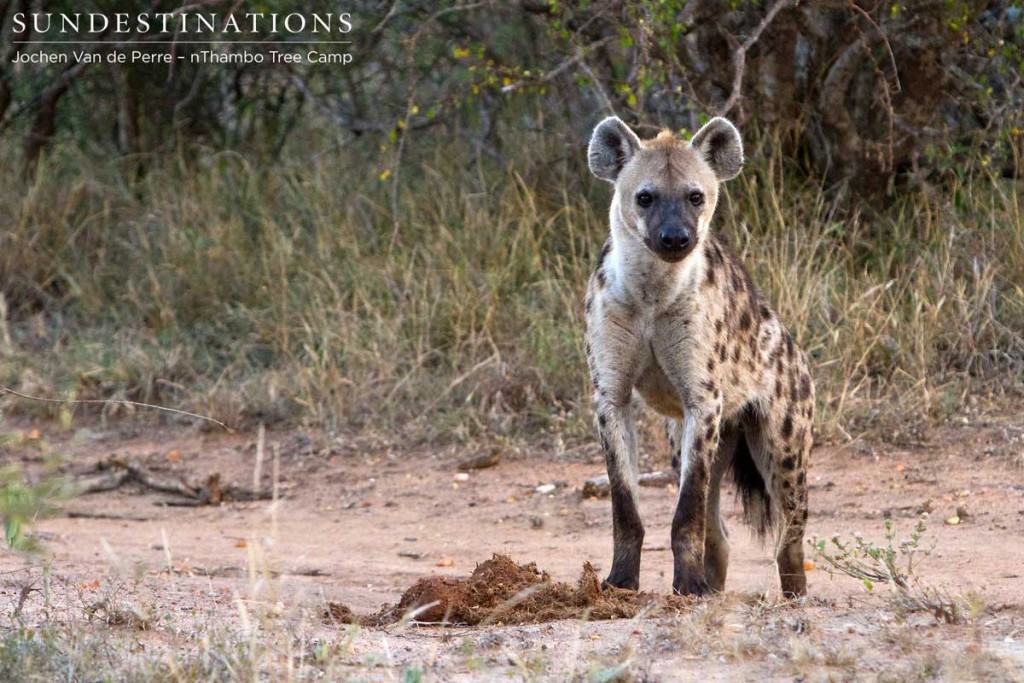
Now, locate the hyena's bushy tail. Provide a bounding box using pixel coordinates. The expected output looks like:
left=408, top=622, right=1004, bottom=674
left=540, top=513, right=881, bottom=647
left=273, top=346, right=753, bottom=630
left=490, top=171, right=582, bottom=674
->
left=731, top=432, right=774, bottom=538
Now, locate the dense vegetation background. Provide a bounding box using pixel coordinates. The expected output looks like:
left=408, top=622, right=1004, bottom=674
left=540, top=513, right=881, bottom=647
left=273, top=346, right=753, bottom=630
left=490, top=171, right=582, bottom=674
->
left=0, top=0, right=1022, bottom=443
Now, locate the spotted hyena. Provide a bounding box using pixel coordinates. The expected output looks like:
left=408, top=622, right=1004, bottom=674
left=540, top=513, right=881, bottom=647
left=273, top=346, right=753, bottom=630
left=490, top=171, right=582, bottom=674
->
left=583, top=115, right=814, bottom=598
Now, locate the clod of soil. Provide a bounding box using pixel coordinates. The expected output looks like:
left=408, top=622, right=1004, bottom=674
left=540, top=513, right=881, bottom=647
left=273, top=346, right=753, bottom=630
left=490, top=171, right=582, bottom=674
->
left=327, top=554, right=691, bottom=626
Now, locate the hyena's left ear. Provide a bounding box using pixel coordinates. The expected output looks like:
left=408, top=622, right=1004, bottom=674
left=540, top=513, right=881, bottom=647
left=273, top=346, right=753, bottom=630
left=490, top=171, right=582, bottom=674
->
left=588, top=116, right=642, bottom=183
left=690, top=117, right=744, bottom=181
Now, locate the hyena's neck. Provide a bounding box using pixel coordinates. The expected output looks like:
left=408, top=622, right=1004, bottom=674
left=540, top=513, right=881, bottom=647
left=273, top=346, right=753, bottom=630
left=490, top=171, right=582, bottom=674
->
left=607, top=217, right=707, bottom=310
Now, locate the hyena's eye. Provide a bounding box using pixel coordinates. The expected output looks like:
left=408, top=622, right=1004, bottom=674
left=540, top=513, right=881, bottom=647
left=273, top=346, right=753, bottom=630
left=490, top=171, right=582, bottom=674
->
left=688, top=191, right=704, bottom=207
left=636, top=191, right=655, bottom=208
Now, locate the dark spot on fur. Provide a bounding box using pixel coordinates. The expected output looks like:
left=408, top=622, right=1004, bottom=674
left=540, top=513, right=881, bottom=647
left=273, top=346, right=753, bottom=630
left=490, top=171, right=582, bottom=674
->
left=596, top=268, right=607, bottom=287
left=782, top=479, right=792, bottom=489
left=739, top=311, right=751, bottom=331
left=774, top=381, right=783, bottom=399
left=692, top=436, right=704, bottom=454
left=715, top=319, right=723, bottom=334
left=704, top=265, right=716, bottom=287
left=800, top=374, right=812, bottom=401
left=597, top=240, right=612, bottom=268
left=718, top=345, right=726, bottom=363
left=760, top=304, right=771, bottom=320
left=704, top=413, right=715, bottom=426
left=597, top=413, right=607, bottom=427
left=701, top=379, right=716, bottom=395
left=705, top=423, right=716, bottom=441
left=790, top=381, right=798, bottom=404
left=780, top=455, right=796, bottom=471
left=785, top=333, right=794, bottom=359
left=731, top=269, right=744, bottom=292
left=707, top=357, right=716, bottom=373
left=796, top=472, right=806, bottom=486
left=732, top=346, right=741, bottom=363
left=781, top=414, right=794, bottom=439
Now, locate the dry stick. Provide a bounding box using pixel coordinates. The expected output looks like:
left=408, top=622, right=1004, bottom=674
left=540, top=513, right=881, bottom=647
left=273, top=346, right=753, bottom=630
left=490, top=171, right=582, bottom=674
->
left=577, top=56, right=617, bottom=116
left=847, top=1, right=900, bottom=175
left=0, top=386, right=232, bottom=432
left=253, top=422, right=266, bottom=494
left=720, top=0, right=798, bottom=117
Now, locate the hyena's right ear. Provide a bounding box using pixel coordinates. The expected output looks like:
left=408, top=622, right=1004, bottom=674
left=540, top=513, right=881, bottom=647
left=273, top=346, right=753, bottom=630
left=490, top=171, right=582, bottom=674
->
left=588, top=116, right=642, bottom=182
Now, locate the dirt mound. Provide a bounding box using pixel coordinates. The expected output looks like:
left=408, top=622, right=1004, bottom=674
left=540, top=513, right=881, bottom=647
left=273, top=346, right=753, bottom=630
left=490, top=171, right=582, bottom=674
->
left=327, top=554, right=691, bottom=626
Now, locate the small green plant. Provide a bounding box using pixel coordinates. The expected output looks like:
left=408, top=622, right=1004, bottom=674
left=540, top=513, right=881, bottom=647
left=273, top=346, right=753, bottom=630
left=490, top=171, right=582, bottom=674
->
left=0, top=465, right=66, bottom=552
left=810, top=516, right=966, bottom=623
left=810, top=516, right=933, bottom=591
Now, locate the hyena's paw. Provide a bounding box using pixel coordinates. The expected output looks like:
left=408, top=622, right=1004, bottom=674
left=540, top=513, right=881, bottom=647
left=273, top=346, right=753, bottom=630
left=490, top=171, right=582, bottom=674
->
left=602, top=571, right=640, bottom=592
left=672, top=571, right=712, bottom=597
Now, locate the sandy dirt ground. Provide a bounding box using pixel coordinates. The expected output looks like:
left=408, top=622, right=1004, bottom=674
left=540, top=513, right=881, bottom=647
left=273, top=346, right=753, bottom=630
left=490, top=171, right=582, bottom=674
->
left=2, top=413, right=1024, bottom=681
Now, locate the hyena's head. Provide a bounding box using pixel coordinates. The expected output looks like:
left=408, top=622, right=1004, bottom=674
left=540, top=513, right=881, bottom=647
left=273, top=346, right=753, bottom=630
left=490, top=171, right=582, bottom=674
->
left=588, top=116, right=743, bottom=263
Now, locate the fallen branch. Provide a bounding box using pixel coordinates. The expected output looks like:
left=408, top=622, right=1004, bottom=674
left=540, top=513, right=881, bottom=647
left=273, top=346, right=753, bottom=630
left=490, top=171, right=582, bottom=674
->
left=581, top=471, right=675, bottom=498
left=76, top=456, right=272, bottom=505
left=65, top=510, right=151, bottom=522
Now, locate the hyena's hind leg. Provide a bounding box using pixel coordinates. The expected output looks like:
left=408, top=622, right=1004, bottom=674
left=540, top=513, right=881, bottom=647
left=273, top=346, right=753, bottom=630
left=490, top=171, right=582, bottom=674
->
left=751, top=411, right=811, bottom=598
left=740, top=408, right=809, bottom=599
left=772, top=412, right=811, bottom=599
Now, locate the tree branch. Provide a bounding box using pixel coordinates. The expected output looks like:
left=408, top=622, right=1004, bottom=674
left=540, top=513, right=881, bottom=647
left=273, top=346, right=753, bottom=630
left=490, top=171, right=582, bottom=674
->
left=720, top=0, right=798, bottom=117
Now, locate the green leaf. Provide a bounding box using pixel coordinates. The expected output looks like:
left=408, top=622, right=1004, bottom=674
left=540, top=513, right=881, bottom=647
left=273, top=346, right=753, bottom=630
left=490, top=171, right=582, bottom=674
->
left=5, top=517, right=22, bottom=549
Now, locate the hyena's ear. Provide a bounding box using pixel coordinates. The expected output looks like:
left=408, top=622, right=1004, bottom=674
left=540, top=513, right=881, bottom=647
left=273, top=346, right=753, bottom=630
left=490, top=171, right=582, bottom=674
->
left=690, top=117, right=744, bottom=181
left=588, top=116, right=642, bottom=182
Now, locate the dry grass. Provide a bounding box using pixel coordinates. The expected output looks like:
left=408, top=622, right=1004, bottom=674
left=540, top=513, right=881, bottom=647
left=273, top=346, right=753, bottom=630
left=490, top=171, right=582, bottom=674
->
left=1, top=132, right=1021, bottom=444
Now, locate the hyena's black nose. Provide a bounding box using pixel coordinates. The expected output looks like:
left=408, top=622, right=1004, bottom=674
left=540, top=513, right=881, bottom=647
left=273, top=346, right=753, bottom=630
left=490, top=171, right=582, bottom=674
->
left=659, top=227, right=692, bottom=253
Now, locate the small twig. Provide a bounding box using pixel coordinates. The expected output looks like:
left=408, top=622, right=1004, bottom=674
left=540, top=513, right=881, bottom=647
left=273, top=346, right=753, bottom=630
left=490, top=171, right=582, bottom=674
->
left=500, top=37, right=613, bottom=95
left=13, top=584, right=38, bottom=620
left=0, top=386, right=232, bottom=431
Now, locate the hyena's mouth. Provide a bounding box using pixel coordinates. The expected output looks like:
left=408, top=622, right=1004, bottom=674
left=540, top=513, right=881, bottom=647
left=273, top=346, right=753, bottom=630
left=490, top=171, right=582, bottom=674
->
left=645, top=234, right=697, bottom=263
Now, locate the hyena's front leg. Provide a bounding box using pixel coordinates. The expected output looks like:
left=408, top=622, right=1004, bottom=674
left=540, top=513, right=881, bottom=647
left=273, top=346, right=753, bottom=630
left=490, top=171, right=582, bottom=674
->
left=670, top=402, right=722, bottom=596
left=595, top=397, right=644, bottom=590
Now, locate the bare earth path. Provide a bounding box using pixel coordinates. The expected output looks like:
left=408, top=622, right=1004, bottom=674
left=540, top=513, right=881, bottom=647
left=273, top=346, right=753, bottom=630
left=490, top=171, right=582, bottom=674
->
left=2, top=414, right=1023, bottom=681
